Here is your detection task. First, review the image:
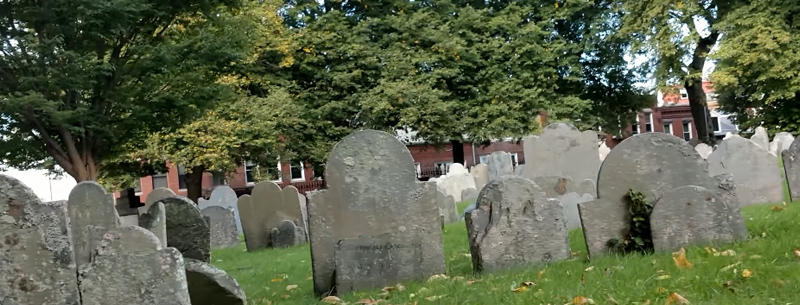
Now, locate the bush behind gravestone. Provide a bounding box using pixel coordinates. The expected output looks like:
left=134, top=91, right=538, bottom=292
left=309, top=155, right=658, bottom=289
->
left=607, top=189, right=654, bottom=255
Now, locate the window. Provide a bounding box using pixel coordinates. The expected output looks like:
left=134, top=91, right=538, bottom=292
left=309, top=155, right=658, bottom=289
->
left=435, top=162, right=453, bottom=176
left=479, top=155, right=488, bottom=164
left=152, top=172, right=168, bottom=189
left=509, top=153, right=519, bottom=167
left=290, top=162, right=305, bottom=181
left=245, top=160, right=257, bottom=184
left=680, top=89, right=688, bottom=99
left=644, top=112, right=653, bottom=132
left=682, top=121, right=692, bottom=141
left=663, top=122, right=673, bottom=135
left=414, top=163, right=421, bottom=178
left=707, top=93, right=718, bottom=101
left=177, top=165, right=187, bottom=190
left=212, top=171, right=227, bottom=186
left=631, top=115, right=640, bottom=135
left=711, top=117, right=720, bottom=132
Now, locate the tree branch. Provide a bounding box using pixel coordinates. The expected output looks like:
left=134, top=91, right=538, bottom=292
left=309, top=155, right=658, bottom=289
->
left=23, top=110, right=76, bottom=177
left=57, top=125, right=87, bottom=180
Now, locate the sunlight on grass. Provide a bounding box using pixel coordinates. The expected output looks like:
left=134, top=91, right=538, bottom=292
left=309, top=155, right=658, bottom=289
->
left=214, top=200, right=800, bottom=305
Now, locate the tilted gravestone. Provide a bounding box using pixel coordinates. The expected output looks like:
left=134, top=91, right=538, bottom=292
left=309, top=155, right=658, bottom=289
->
left=650, top=185, right=745, bottom=252
left=270, top=220, right=306, bottom=248
left=307, top=129, right=445, bottom=296
left=486, top=151, right=514, bottom=181
left=68, top=181, right=121, bottom=272
left=139, top=202, right=168, bottom=248
left=750, top=126, right=770, bottom=151
left=783, top=137, right=800, bottom=202
left=185, top=258, right=247, bottom=305
left=708, top=136, right=784, bottom=206
left=78, top=226, right=191, bottom=305
left=466, top=176, right=569, bottom=273
left=0, top=175, right=80, bottom=305
left=159, top=196, right=211, bottom=262
left=141, top=187, right=176, bottom=214
left=578, top=133, right=748, bottom=258
left=282, top=185, right=307, bottom=240
left=201, top=206, right=240, bottom=249
left=198, top=186, right=242, bottom=234
left=470, top=164, right=489, bottom=190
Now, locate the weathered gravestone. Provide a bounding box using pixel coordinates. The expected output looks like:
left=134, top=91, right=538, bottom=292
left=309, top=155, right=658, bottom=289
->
left=782, top=137, right=800, bottom=202
left=771, top=132, right=795, bottom=155
left=159, top=196, right=211, bottom=262
left=650, top=185, right=744, bottom=252
left=707, top=136, right=784, bottom=206
left=202, top=206, right=240, bottom=249
left=578, top=133, right=748, bottom=258
left=249, top=181, right=305, bottom=248
left=78, top=226, right=191, bottom=305
left=141, top=187, right=176, bottom=214
left=751, top=126, right=770, bottom=151
left=486, top=151, right=514, bottom=181
left=531, top=176, right=595, bottom=229
left=68, top=181, right=120, bottom=271
left=434, top=163, right=476, bottom=203
left=139, top=201, right=168, bottom=248
left=198, top=186, right=242, bottom=234
left=282, top=185, right=307, bottom=241
left=237, top=194, right=268, bottom=252
left=185, top=258, right=247, bottom=305
left=435, top=186, right=458, bottom=225
left=298, top=192, right=309, bottom=242
left=470, top=164, right=489, bottom=190
left=466, top=176, right=569, bottom=273
left=694, top=143, right=713, bottom=159
left=271, top=220, right=306, bottom=248
left=0, top=176, right=80, bottom=305
left=307, top=129, right=445, bottom=296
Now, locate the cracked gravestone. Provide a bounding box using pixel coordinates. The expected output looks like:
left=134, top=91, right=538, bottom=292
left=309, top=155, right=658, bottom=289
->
left=159, top=196, right=211, bottom=262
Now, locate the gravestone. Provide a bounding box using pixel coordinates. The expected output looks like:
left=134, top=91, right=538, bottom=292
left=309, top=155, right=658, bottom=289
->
left=650, top=185, right=744, bottom=252
left=0, top=176, right=80, bottom=305
left=198, top=186, right=242, bottom=234
left=142, top=187, right=176, bottom=214
left=486, top=151, right=513, bottom=181
left=470, top=164, right=489, bottom=190
left=78, top=226, right=190, bottom=305
left=724, top=132, right=735, bottom=140
left=185, top=258, right=247, bottom=305
left=578, top=133, right=747, bottom=258
left=751, top=126, right=770, bottom=150
left=270, top=220, right=306, bottom=248
left=282, top=185, right=307, bottom=241
left=139, top=202, right=168, bottom=248
left=523, top=122, right=599, bottom=184
left=598, top=142, right=611, bottom=161
left=236, top=194, right=269, bottom=252
left=531, top=176, right=595, bottom=230
left=250, top=181, right=304, bottom=247
left=298, top=193, right=309, bottom=242
left=307, top=129, right=444, bottom=296
left=461, top=188, right=479, bottom=202
left=201, top=206, right=240, bottom=249
left=512, top=164, right=525, bottom=176
left=68, top=181, right=120, bottom=271
left=466, top=176, right=569, bottom=272
left=434, top=163, right=476, bottom=203
left=770, top=132, right=795, bottom=155
left=160, top=196, right=211, bottom=262
left=782, top=137, right=800, bottom=202
left=708, top=136, right=784, bottom=206
left=436, top=186, right=458, bottom=225
left=694, top=143, right=713, bottom=159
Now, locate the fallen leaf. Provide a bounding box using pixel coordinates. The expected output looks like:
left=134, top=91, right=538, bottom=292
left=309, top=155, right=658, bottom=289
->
left=511, top=286, right=527, bottom=293
left=655, top=287, right=668, bottom=293
left=742, top=269, right=753, bottom=278
left=424, top=295, right=445, bottom=301
left=656, top=275, right=671, bottom=280
left=721, top=262, right=741, bottom=272
left=713, top=249, right=736, bottom=257
left=672, top=248, right=693, bottom=269
left=722, top=281, right=733, bottom=287
left=771, top=279, right=785, bottom=288
left=452, top=276, right=465, bottom=281
left=321, top=296, right=343, bottom=304
left=355, top=298, right=382, bottom=304
left=704, top=247, right=717, bottom=254
left=666, top=292, right=689, bottom=304
left=395, top=283, right=406, bottom=291
left=537, top=269, right=546, bottom=280
left=306, top=276, right=313, bottom=280
left=771, top=206, right=784, bottom=211
left=521, top=281, right=535, bottom=287
left=571, top=251, right=581, bottom=257
left=607, top=295, right=620, bottom=304
left=285, top=285, right=298, bottom=291
left=281, top=295, right=291, bottom=299
left=271, top=278, right=283, bottom=282
left=580, top=273, right=585, bottom=286
left=793, top=248, right=800, bottom=261
left=568, top=296, right=595, bottom=304
left=427, top=274, right=448, bottom=281
left=749, top=255, right=762, bottom=259
left=584, top=266, right=595, bottom=272
left=466, top=280, right=480, bottom=285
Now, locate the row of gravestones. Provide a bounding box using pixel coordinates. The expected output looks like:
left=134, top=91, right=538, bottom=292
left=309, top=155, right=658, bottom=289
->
left=305, top=127, right=792, bottom=297
left=237, top=182, right=308, bottom=251
left=0, top=178, right=246, bottom=305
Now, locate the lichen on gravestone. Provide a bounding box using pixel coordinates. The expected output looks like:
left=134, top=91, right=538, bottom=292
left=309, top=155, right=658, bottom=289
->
left=159, top=196, right=211, bottom=262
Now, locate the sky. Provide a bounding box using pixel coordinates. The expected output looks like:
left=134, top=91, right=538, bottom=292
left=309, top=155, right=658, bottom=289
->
left=2, top=168, right=77, bottom=202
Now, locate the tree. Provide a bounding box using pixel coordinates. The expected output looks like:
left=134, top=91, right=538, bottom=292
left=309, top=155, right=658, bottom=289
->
left=616, top=0, right=746, bottom=144
left=0, top=0, right=253, bottom=182
left=712, top=0, right=800, bottom=135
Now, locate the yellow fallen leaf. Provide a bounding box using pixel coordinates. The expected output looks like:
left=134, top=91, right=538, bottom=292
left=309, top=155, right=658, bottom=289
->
left=427, top=274, right=448, bottom=281
left=395, top=283, right=406, bottom=291
left=656, top=275, right=671, bottom=280
left=749, top=255, right=762, bottom=259
left=466, top=280, right=480, bottom=285
left=771, top=206, right=784, bottom=211
left=452, top=276, right=465, bottom=281
left=321, top=296, right=343, bottom=304
left=672, top=248, right=693, bottom=269
left=713, top=249, right=736, bottom=257
left=704, top=247, right=717, bottom=254
left=569, top=296, right=595, bottom=304
left=584, top=266, right=595, bottom=272
left=306, top=276, right=313, bottom=280
left=742, top=269, right=753, bottom=278
left=607, top=295, right=620, bottom=304
left=666, top=292, right=689, bottom=304
left=271, top=278, right=283, bottom=282
left=793, top=248, right=800, bottom=261
left=721, top=262, right=741, bottom=272
left=285, top=284, right=298, bottom=291
left=655, top=287, right=668, bottom=293
left=355, top=298, right=382, bottom=305
left=512, top=286, right=527, bottom=293
left=281, top=294, right=290, bottom=299
left=425, top=295, right=445, bottom=301
left=537, top=269, right=546, bottom=280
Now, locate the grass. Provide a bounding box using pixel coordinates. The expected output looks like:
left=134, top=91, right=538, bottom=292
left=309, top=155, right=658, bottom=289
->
left=213, top=199, right=800, bottom=305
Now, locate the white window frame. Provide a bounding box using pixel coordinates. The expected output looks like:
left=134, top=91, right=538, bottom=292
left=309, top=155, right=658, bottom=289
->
left=710, top=116, right=721, bottom=132
left=509, top=153, right=519, bottom=167
left=244, top=160, right=258, bottom=185
left=435, top=161, right=453, bottom=175
left=682, top=121, right=692, bottom=141
left=663, top=122, right=673, bottom=135
left=644, top=112, right=653, bottom=133
left=289, top=162, right=305, bottom=181
left=680, top=89, right=688, bottom=99
left=177, top=165, right=187, bottom=190
left=631, top=115, right=640, bottom=135
left=414, top=163, right=421, bottom=178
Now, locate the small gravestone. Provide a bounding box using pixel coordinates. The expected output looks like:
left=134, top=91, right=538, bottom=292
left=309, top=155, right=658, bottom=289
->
left=470, top=164, right=489, bottom=190
left=523, top=122, right=599, bottom=186
left=0, top=176, right=80, bottom=305
left=198, top=186, right=242, bottom=234
left=270, top=220, right=305, bottom=248
left=201, top=206, right=240, bottom=249
left=160, top=196, right=211, bottom=262
left=486, top=151, right=513, bottom=181
left=307, top=130, right=444, bottom=296
left=651, top=185, right=745, bottom=251
left=282, top=186, right=307, bottom=241
left=708, top=136, right=784, bottom=206
left=750, top=126, right=770, bottom=150
left=185, top=258, right=247, bottom=305
left=694, top=143, right=713, bottom=159
left=68, top=181, right=121, bottom=271
left=142, top=187, right=176, bottom=214
left=139, top=202, right=168, bottom=248
left=436, top=187, right=458, bottom=225
left=434, top=163, right=476, bottom=203
left=78, top=226, right=190, bottom=305
left=466, top=176, right=569, bottom=272
left=783, top=137, right=800, bottom=202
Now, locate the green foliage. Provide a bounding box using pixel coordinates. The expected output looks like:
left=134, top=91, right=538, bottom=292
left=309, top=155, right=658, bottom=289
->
left=608, top=189, right=654, bottom=255
left=712, top=0, right=800, bottom=135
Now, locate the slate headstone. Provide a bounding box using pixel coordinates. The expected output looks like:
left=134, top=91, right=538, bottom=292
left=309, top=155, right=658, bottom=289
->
left=67, top=181, right=120, bottom=271
left=201, top=206, right=240, bottom=249
left=249, top=181, right=304, bottom=247
left=185, top=258, right=247, bottom=305
left=198, top=186, right=242, bottom=234
left=708, top=136, right=784, bottom=206
left=461, top=187, right=479, bottom=202
left=0, top=176, right=80, bottom=305
left=486, top=151, right=513, bottom=181
left=78, top=226, right=190, bottom=305
left=782, top=137, right=800, bottom=202
left=160, top=196, right=211, bottom=262
left=750, top=126, right=770, bottom=151
left=466, top=176, right=569, bottom=272
left=307, top=129, right=444, bottom=296
left=270, top=220, right=305, bottom=248
left=142, top=187, right=176, bottom=214
left=139, top=202, right=168, bottom=248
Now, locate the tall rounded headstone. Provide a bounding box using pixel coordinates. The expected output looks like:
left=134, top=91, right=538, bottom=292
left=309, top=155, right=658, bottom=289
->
left=708, top=136, right=784, bottom=206
left=198, top=186, right=242, bottom=234
left=68, top=181, right=120, bottom=271
left=142, top=187, right=176, bottom=214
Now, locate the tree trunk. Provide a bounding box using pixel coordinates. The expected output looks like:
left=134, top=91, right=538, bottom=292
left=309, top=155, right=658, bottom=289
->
left=685, top=31, right=720, bottom=146
left=185, top=165, right=206, bottom=203
left=450, top=140, right=465, bottom=166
